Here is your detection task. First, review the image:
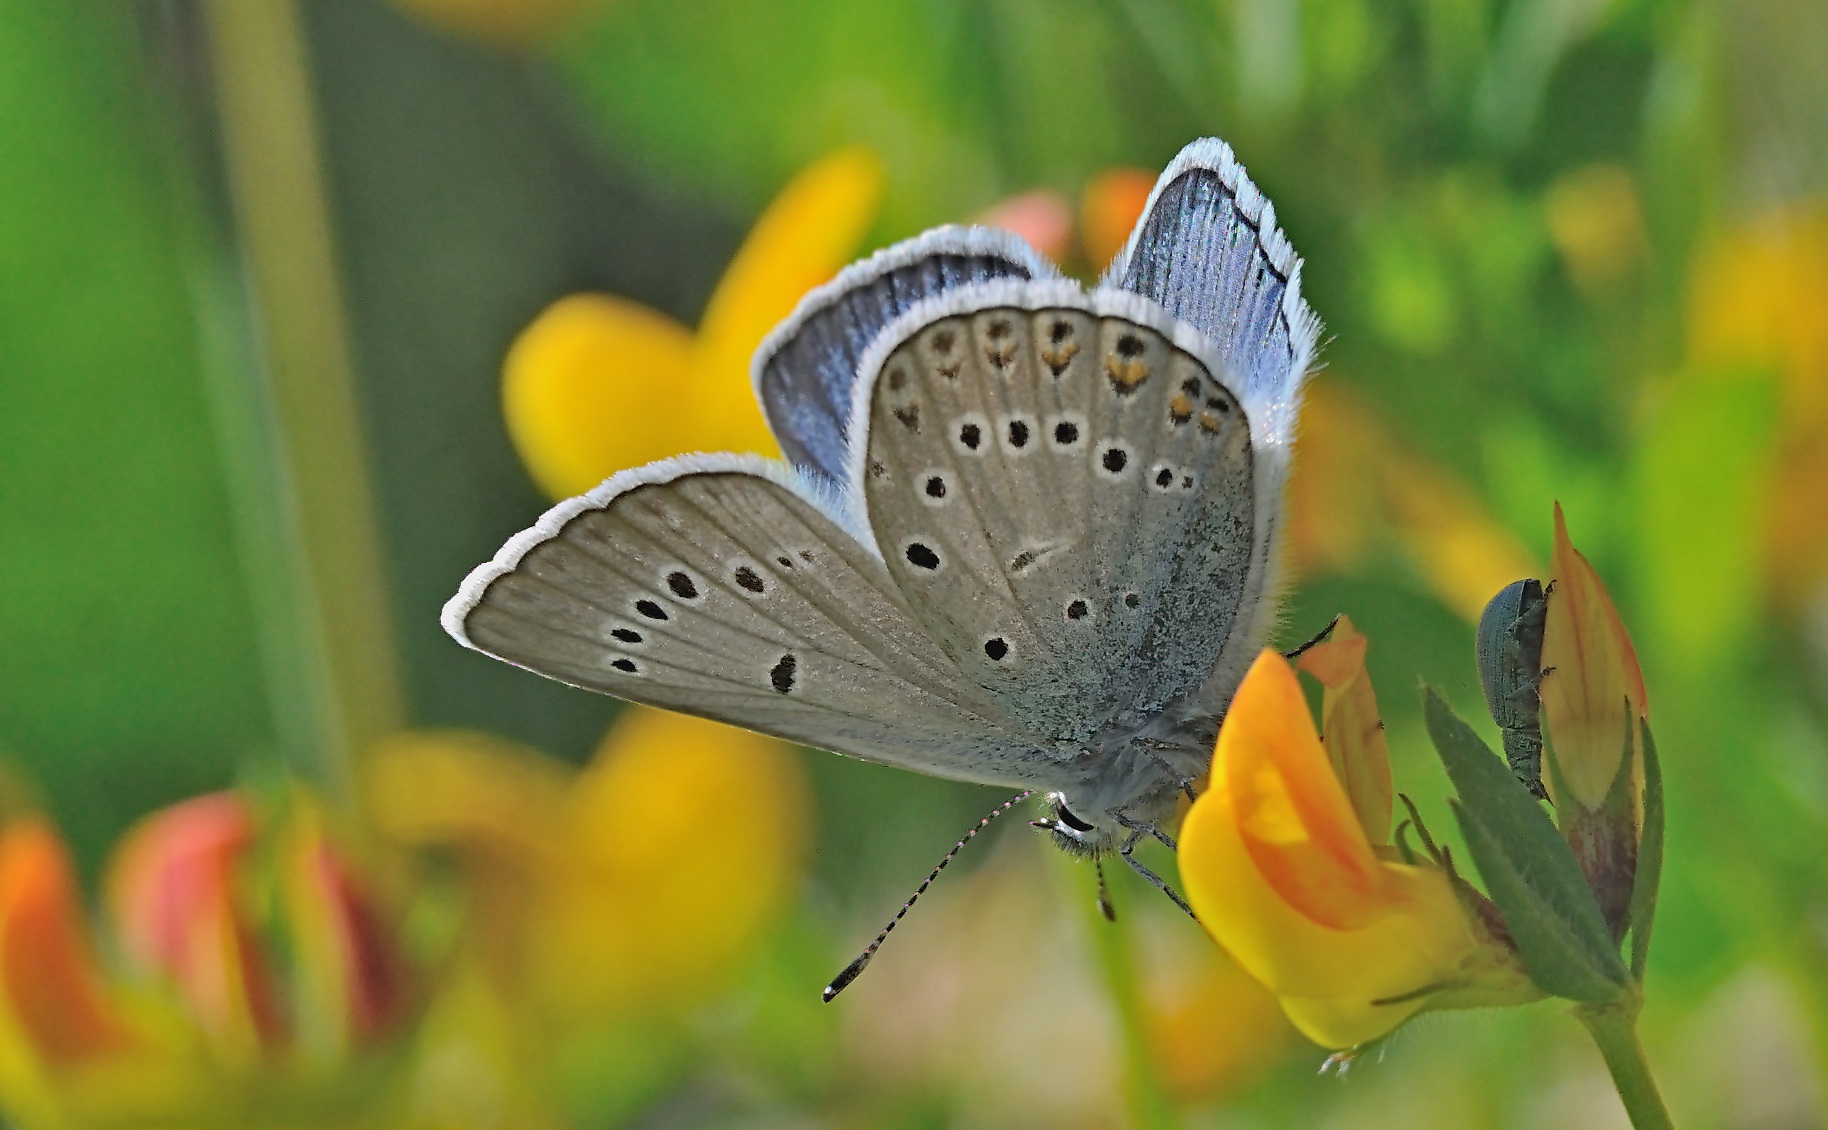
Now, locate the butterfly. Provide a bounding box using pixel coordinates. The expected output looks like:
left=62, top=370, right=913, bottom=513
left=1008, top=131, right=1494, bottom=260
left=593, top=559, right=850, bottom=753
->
left=442, top=137, right=1319, bottom=962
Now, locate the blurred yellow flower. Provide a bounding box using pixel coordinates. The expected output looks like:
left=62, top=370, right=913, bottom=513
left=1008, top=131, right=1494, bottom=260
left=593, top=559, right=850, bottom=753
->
left=505, top=148, right=885, bottom=499
left=366, top=706, right=808, bottom=1018
left=1181, top=646, right=1512, bottom=1049
left=1291, top=383, right=1541, bottom=622
left=1141, top=946, right=1294, bottom=1100
left=1546, top=164, right=1647, bottom=295
left=1685, top=207, right=1828, bottom=609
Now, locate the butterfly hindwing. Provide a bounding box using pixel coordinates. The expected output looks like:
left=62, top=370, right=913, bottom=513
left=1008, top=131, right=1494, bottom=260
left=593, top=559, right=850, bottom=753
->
left=854, top=283, right=1258, bottom=744
left=754, top=227, right=1058, bottom=490
left=443, top=455, right=1060, bottom=787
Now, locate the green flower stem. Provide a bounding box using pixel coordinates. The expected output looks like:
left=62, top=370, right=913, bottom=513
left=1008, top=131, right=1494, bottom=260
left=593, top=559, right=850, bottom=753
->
left=1078, top=860, right=1182, bottom=1130
left=201, top=0, right=406, bottom=789
left=1575, top=996, right=1673, bottom=1130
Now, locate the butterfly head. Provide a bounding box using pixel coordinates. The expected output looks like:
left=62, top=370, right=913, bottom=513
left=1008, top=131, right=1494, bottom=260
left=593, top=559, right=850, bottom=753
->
left=1031, top=792, right=1120, bottom=859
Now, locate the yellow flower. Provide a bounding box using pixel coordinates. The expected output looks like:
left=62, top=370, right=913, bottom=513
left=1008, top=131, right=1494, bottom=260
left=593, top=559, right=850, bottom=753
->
left=504, top=148, right=885, bottom=500
left=1180, top=647, right=1501, bottom=1049
left=365, top=706, right=808, bottom=1017
left=1539, top=503, right=1649, bottom=813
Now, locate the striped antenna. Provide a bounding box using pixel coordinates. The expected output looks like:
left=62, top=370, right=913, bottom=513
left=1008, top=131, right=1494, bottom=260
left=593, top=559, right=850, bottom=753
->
left=822, top=789, right=1034, bottom=1002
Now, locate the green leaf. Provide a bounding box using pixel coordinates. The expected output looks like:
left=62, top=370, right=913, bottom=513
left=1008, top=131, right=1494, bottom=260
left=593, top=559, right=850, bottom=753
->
left=1628, top=720, right=1665, bottom=981
left=1425, top=689, right=1630, bottom=1001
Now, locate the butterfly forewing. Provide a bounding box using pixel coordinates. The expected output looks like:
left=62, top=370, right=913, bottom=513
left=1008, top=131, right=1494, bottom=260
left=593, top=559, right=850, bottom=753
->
left=449, top=460, right=1061, bottom=786
left=859, top=289, right=1255, bottom=743
left=755, top=228, right=1057, bottom=489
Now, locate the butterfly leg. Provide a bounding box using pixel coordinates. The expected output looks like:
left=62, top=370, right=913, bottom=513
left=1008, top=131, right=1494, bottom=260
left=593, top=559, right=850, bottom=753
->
left=1118, top=830, right=1197, bottom=920
left=1281, top=614, right=1342, bottom=661
left=1111, top=809, right=1177, bottom=852
left=1137, top=748, right=1204, bottom=805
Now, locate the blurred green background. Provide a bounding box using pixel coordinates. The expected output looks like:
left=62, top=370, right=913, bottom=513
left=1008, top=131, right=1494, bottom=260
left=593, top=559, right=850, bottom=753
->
left=2, top=0, right=1825, bottom=1126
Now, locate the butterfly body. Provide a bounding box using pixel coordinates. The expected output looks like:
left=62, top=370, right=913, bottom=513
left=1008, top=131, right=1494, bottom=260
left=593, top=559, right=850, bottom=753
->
left=444, top=138, right=1318, bottom=860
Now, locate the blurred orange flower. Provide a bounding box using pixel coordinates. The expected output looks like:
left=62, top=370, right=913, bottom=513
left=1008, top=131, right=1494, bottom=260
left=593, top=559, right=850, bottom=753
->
left=0, top=789, right=406, bottom=1129
left=107, top=794, right=280, bottom=1065
left=504, top=148, right=885, bottom=499
left=1081, top=168, right=1156, bottom=271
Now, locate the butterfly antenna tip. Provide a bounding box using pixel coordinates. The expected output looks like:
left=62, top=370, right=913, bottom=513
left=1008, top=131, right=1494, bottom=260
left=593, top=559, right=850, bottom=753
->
left=821, top=789, right=1034, bottom=1002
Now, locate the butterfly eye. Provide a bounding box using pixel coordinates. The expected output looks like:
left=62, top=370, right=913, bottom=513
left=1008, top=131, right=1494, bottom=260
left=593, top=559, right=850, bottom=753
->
left=1053, top=799, right=1095, bottom=832
left=983, top=637, right=1010, bottom=661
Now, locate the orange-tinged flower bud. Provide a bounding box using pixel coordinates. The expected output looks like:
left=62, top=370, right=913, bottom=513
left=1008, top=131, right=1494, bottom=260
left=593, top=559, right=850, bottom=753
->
left=1540, top=503, right=1649, bottom=811
left=0, top=819, right=133, bottom=1067
left=105, top=794, right=280, bottom=1064
left=1181, top=651, right=1484, bottom=1048
left=1292, top=616, right=1392, bottom=845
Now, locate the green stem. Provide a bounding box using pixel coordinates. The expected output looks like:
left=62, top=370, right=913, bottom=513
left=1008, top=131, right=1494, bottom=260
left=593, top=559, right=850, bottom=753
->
left=1077, top=860, right=1182, bottom=1130
left=1575, top=999, right=1674, bottom=1130
left=201, top=0, right=406, bottom=791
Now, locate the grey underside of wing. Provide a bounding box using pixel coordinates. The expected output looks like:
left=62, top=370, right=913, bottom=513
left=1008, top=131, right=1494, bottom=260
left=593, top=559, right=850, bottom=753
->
left=862, top=307, right=1255, bottom=745
left=458, top=472, right=1059, bottom=786
left=1112, top=168, right=1307, bottom=434
left=757, top=245, right=1041, bottom=488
